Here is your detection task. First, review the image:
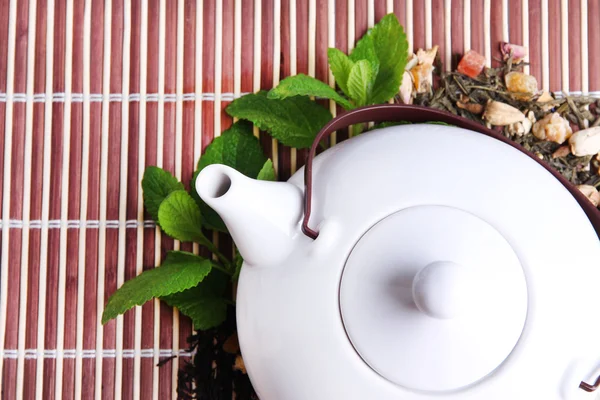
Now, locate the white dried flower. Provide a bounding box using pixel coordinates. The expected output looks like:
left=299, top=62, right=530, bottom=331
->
left=507, top=122, right=525, bottom=137
left=405, top=53, right=418, bottom=71
left=416, top=45, right=439, bottom=66
left=532, top=113, right=573, bottom=144
left=576, top=185, right=600, bottom=207
left=482, top=101, right=525, bottom=126
left=398, top=71, right=414, bottom=104
left=536, top=91, right=554, bottom=103
left=569, top=126, right=600, bottom=157
left=522, top=117, right=533, bottom=135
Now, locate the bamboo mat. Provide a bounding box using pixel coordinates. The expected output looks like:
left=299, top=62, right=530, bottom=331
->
left=0, top=0, right=598, bottom=399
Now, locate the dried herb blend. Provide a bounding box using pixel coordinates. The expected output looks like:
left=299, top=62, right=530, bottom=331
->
left=407, top=51, right=600, bottom=188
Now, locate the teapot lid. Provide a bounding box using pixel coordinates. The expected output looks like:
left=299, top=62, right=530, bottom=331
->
left=339, top=205, right=527, bottom=392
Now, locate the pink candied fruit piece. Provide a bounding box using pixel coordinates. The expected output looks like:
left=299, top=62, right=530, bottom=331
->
left=457, top=50, right=487, bottom=78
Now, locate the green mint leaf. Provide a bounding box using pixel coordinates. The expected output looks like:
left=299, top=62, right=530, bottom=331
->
left=327, top=48, right=355, bottom=98
left=257, top=159, right=276, bottom=181
left=424, top=121, right=453, bottom=126
left=267, top=74, right=354, bottom=110
left=349, top=35, right=379, bottom=76
left=102, top=251, right=213, bottom=324
left=369, top=121, right=453, bottom=131
left=369, top=121, right=412, bottom=130
left=197, top=121, right=267, bottom=176
left=168, top=295, right=227, bottom=330
left=346, top=14, right=408, bottom=104
left=161, top=270, right=229, bottom=330
left=158, top=190, right=212, bottom=247
left=142, top=166, right=185, bottom=222
left=191, top=121, right=268, bottom=232
left=226, top=91, right=332, bottom=148
left=192, top=167, right=226, bottom=232
left=368, top=14, right=409, bottom=104
left=347, top=60, right=375, bottom=107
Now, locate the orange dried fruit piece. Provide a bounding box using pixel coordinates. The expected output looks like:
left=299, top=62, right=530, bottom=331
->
left=505, top=71, right=538, bottom=100
left=457, top=50, right=486, bottom=78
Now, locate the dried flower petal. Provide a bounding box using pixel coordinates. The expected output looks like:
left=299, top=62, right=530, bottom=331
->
left=532, top=113, right=573, bottom=144
left=223, top=333, right=240, bottom=354
left=234, top=355, right=247, bottom=374
left=482, top=100, right=525, bottom=126
left=457, top=50, right=487, bottom=78
left=507, top=122, right=525, bottom=137
left=552, top=145, right=571, bottom=158
left=410, top=63, right=433, bottom=94
left=537, top=91, right=554, bottom=103
left=576, top=184, right=600, bottom=207
left=405, top=53, right=418, bottom=71
left=398, top=71, right=414, bottom=104
left=522, top=116, right=533, bottom=135
left=456, top=100, right=484, bottom=115
left=500, top=42, right=528, bottom=63
left=568, top=126, right=600, bottom=156
left=416, top=45, right=439, bottom=66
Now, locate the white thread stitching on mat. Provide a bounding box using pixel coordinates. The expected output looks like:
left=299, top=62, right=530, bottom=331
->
left=0, top=92, right=251, bottom=102
left=1, top=91, right=598, bottom=104
left=0, top=219, right=156, bottom=229
left=1, top=349, right=194, bottom=359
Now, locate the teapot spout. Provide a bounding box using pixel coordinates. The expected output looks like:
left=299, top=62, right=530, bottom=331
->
left=195, top=164, right=303, bottom=266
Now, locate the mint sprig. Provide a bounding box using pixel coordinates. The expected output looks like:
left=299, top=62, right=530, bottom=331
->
left=256, top=159, right=276, bottom=181
left=101, top=251, right=215, bottom=324
left=158, top=191, right=205, bottom=243
left=161, top=269, right=229, bottom=330
left=103, top=13, right=413, bottom=342
left=349, top=35, right=380, bottom=75
left=142, top=166, right=185, bottom=222
left=359, top=13, right=409, bottom=104
left=347, top=60, right=375, bottom=107
left=228, top=13, right=408, bottom=123
left=327, top=48, right=356, bottom=98
left=226, top=91, right=333, bottom=148
left=267, top=74, right=354, bottom=110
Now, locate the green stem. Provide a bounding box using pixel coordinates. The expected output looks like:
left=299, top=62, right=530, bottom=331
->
left=465, top=85, right=510, bottom=95
left=349, top=123, right=364, bottom=137
left=211, top=262, right=233, bottom=276
left=204, top=241, right=234, bottom=271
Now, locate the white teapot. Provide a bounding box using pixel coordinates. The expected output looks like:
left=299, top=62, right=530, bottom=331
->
left=196, top=105, right=600, bottom=400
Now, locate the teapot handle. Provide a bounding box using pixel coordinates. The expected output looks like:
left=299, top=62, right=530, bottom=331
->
left=580, top=375, right=600, bottom=392
left=301, top=104, right=600, bottom=241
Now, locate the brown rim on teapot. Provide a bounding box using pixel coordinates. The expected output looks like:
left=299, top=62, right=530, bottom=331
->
left=302, top=104, right=600, bottom=241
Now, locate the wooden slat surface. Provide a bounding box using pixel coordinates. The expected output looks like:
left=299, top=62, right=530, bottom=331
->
left=0, top=1, right=599, bottom=399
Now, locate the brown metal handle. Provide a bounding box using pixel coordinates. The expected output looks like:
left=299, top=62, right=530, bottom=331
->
left=581, top=375, right=600, bottom=392
left=301, top=104, right=600, bottom=240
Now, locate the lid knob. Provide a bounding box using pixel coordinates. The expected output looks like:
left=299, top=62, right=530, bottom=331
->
left=412, top=261, right=478, bottom=319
